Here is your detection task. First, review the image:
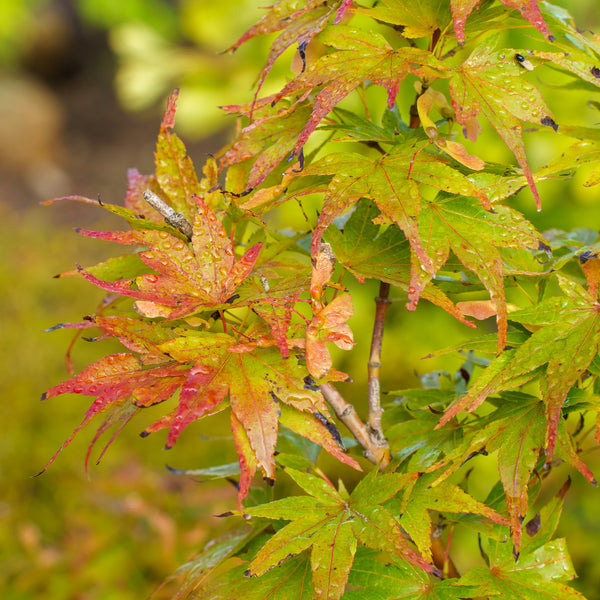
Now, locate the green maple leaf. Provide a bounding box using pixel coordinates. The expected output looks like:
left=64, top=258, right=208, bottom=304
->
left=244, top=468, right=436, bottom=600
left=398, top=473, right=507, bottom=563
left=536, top=125, right=600, bottom=188
left=476, top=393, right=547, bottom=556
left=344, top=548, right=472, bottom=600
left=449, top=36, right=557, bottom=209
left=212, top=552, right=315, bottom=600
left=416, top=194, right=548, bottom=352
left=325, top=199, right=475, bottom=327
left=458, top=537, right=586, bottom=599
left=386, top=410, right=464, bottom=472
left=416, top=390, right=591, bottom=556
left=438, top=275, right=600, bottom=470
left=354, top=0, right=453, bottom=40
left=303, top=145, right=490, bottom=320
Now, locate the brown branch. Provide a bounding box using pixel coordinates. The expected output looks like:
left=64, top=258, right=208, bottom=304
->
left=320, top=382, right=390, bottom=468
left=367, top=282, right=391, bottom=448
left=143, top=190, right=193, bottom=239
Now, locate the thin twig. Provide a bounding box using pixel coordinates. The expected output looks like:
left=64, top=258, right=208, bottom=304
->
left=143, top=190, right=193, bottom=239
left=321, top=382, right=390, bottom=468
left=367, top=282, right=391, bottom=450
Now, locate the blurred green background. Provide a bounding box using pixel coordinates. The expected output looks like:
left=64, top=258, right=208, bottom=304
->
left=2, top=0, right=600, bottom=598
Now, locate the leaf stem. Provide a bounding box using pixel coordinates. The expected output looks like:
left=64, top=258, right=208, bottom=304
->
left=432, top=523, right=460, bottom=578
left=320, top=382, right=390, bottom=468
left=367, top=282, right=391, bottom=452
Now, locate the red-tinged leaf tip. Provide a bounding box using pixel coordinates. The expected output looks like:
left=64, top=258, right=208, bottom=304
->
left=42, top=195, right=100, bottom=206
left=40, top=392, right=47, bottom=401
left=161, top=89, right=180, bottom=132
left=139, top=430, right=151, bottom=438
left=451, top=0, right=481, bottom=44
left=499, top=0, right=553, bottom=41
left=333, top=0, right=353, bottom=24
left=215, top=511, right=234, bottom=518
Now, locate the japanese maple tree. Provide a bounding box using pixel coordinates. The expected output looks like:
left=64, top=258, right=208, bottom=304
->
left=41, top=1, right=600, bottom=598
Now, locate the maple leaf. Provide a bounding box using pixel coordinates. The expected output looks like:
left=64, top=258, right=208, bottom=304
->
left=345, top=548, right=471, bottom=600
left=448, top=37, right=558, bottom=209
left=272, top=25, right=446, bottom=158
left=499, top=0, right=553, bottom=41
left=437, top=274, right=600, bottom=470
left=218, top=98, right=312, bottom=191
left=227, top=0, right=348, bottom=114
left=415, top=195, right=549, bottom=352
left=302, top=143, right=489, bottom=282
left=211, top=552, right=316, bottom=600
left=325, top=199, right=475, bottom=328
left=355, top=0, right=453, bottom=40
left=426, top=392, right=547, bottom=556
left=451, top=0, right=484, bottom=44
left=153, top=90, right=202, bottom=219
left=458, top=537, right=586, bottom=599
left=40, top=351, right=189, bottom=473
left=244, top=468, right=436, bottom=600
left=386, top=409, right=465, bottom=472
left=398, top=472, right=507, bottom=564
left=534, top=125, right=600, bottom=188
left=451, top=0, right=553, bottom=44
left=42, top=317, right=360, bottom=505
left=415, top=85, right=486, bottom=171
left=150, top=334, right=359, bottom=496
left=304, top=243, right=354, bottom=380
left=73, top=196, right=262, bottom=320
left=305, top=292, right=354, bottom=380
